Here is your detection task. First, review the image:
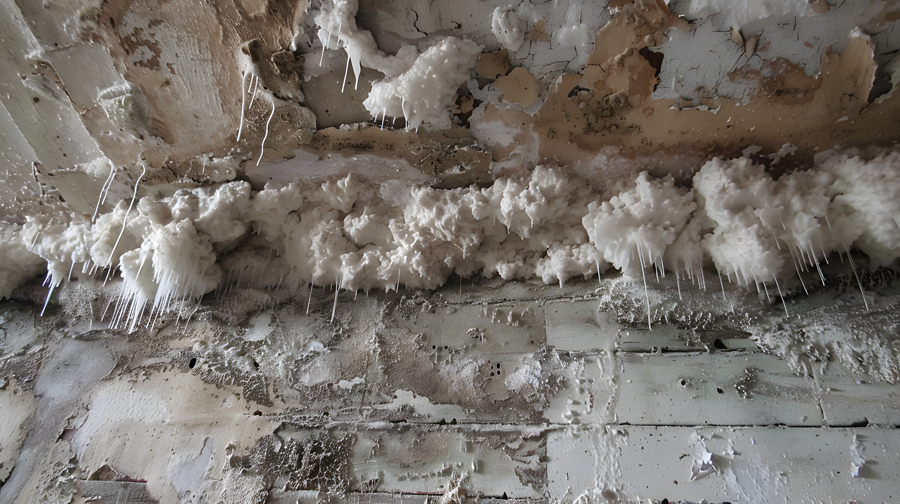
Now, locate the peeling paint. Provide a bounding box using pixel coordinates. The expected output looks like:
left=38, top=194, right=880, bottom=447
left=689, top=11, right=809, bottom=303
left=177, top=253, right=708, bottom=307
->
left=2, top=0, right=900, bottom=502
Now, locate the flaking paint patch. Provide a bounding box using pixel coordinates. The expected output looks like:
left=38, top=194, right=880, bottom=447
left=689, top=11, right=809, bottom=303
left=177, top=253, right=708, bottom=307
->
left=71, top=370, right=277, bottom=502
left=2, top=1, right=900, bottom=503
left=0, top=380, right=36, bottom=484
left=494, top=67, right=541, bottom=108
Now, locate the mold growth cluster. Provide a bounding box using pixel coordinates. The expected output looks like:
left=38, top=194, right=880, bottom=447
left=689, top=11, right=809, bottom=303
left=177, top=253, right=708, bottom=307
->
left=1, top=0, right=899, bottom=329
left=2, top=1, right=900, bottom=502
left=9, top=149, right=899, bottom=330
left=315, top=0, right=483, bottom=130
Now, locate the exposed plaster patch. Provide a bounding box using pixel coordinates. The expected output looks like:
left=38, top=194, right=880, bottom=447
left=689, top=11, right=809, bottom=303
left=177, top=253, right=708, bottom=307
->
left=0, top=380, right=36, bottom=483
left=476, top=50, right=512, bottom=81
left=494, top=67, right=541, bottom=107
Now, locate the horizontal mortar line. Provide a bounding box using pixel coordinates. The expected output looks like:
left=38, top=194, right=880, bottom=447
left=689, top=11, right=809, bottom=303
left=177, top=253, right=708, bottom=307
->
left=612, top=422, right=836, bottom=428
left=435, top=293, right=607, bottom=307
left=264, top=419, right=899, bottom=431
left=613, top=350, right=761, bottom=356
left=615, top=348, right=762, bottom=358
left=363, top=419, right=546, bottom=427
left=614, top=348, right=710, bottom=354
left=548, top=347, right=759, bottom=356
left=342, top=491, right=536, bottom=500
left=822, top=421, right=900, bottom=428
left=294, top=419, right=556, bottom=430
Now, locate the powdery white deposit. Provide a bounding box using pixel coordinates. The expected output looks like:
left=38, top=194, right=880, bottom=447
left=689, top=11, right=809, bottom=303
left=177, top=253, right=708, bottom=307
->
left=6, top=150, right=900, bottom=328
left=672, top=0, right=811, bottom=30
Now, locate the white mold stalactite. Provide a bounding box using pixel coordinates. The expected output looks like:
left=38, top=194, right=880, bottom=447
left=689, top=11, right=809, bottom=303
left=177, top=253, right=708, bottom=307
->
left=105, top=165, right=146, bottom=283
left=257, top=98, right=275, bottom=166
left=92, top=165, right=117, bottom=222
left=237, top=71, right=249, bottom=143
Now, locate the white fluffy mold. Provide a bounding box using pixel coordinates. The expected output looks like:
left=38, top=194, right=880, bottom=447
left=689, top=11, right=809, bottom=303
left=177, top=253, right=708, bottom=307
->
left=315, top=0, right=482, bottom=131
left=11, top=150, right=900, bottom=328
left=583, top=172, right=695, bottom=279
left=824, top=150, right=900, bottom=266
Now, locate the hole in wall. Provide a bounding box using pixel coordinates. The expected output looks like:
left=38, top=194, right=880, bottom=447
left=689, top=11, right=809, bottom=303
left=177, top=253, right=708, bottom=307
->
left=638, top=47, right=664, bottom=90
left=849, top=417, right=870, bottom=427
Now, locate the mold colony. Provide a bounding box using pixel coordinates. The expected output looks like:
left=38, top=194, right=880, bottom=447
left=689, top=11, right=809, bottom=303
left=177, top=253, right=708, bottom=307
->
left=4, top=0, right=900, bottom=330
left=2, top=0, right=900, bottom=501
left=14, top=148, right=899, bottom=331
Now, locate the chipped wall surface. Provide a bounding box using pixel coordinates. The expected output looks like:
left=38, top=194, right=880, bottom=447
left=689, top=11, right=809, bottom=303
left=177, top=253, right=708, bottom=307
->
left=2, top=0, right=900, bottom=503
left=3, top=269, right=900, bottom=503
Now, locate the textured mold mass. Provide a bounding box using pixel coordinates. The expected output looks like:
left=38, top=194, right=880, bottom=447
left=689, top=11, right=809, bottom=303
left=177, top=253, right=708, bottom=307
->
left=1, top=0, right=900, bottom=503
left=13, top=151, right=900, bottom=328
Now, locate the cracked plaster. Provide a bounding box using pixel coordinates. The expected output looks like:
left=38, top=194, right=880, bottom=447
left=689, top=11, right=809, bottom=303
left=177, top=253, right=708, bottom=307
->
left=2, top=0, right=900, bottom=503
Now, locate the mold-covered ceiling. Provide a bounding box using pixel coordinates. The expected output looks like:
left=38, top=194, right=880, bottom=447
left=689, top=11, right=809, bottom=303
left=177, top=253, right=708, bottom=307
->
left=1, top=0, right=900, bottom=502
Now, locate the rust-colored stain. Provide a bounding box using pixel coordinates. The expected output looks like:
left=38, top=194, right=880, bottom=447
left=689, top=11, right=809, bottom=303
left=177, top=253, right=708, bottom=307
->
left=478, top=0, right=899, bottom=174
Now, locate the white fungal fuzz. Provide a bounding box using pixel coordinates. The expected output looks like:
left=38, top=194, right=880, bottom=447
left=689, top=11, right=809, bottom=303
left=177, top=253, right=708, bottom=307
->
left=491, top=6, right=525, bottom=53
left=583, top=173, right=695, bottom=279
left=111, top=219, right=221, bottom=331
left=315, top=0, right=480, bottom=131
left=363, top=38, right=482, bottom=131
left=315, top=0, right=419, bottom=81
left=16, top=150, right=900, bottom=326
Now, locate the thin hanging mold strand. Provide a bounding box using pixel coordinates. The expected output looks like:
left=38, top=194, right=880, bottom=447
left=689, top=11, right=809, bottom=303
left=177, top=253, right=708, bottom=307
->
left=257, top=99, right=276, bottom=166
left=237, top=71, right=249, bottom=142
left=331, top=273, right=342, bottom=323
left=40, top=272, right=55, bottom=316
left=341, top=52, right=350, bottom=93
left=100, top=172, right=115, bottom=206
left=810, top=241, right=825, bottom=286
left=105, top=165, right=146, bottom=285
left=248, top=74, right=260, bottom=109
left=763, top=281, right=771, bottom=303
left=787, top=244, right=809, bottom=295
left=320, top=17, right=340, bottom=66
left=718, top=268, right=733, bottom=313
left=844, top=244, right=870, bottom=312
left=93, top=165, right=116, bottom=222
left=675, top=269, right=682, bottom=300
left=636, top=242, right=651, bottom=330
left=773, top=274, right=788, bottom=316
